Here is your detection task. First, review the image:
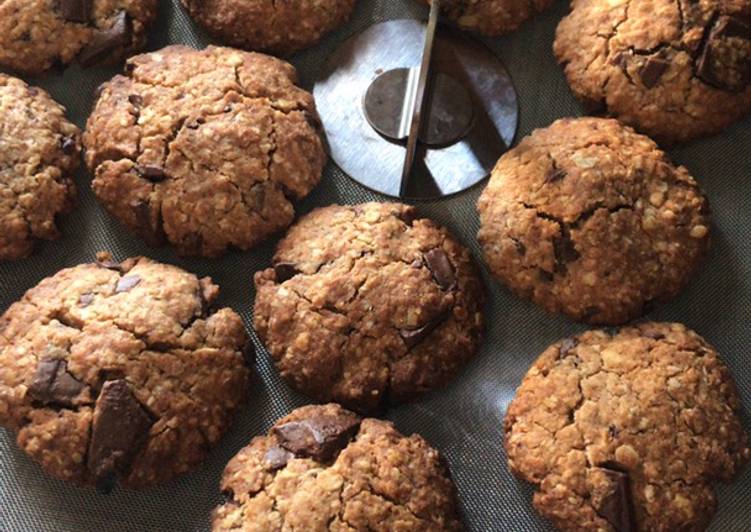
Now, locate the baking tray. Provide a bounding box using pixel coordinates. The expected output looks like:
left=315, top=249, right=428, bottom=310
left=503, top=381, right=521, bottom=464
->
left=1, top=1, right=750, bottom=531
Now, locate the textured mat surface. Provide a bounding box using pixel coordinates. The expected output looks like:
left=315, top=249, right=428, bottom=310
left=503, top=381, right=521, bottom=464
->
left=1, top=1, right=750, bottom=531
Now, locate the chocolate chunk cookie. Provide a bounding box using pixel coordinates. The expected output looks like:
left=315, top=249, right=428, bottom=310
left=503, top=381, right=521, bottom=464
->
left=420, top=0, right=554, bottom=35
left=505, top=322, right=750, bottom=532
left=477, top=117, right=710, bottom=325
left=213, top=403, right=463, bottom=531
left=0, top=0, right=158, bottom=75
left=0, top=75, right=79, bottom=261
left=554, top=0, right=751, bottom=143
left=83, top=45, right=326, bottom=257
left=253, top=203, right=484, bottom=412
left=181, top=0, right=357, bottom=55
left=0, top=253, right=249, bottom=490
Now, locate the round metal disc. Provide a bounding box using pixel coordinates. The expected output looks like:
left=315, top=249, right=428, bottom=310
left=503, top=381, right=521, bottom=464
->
left=363, top=68, right=474, bottom=146
left=313, top=19, right=519, bottom=199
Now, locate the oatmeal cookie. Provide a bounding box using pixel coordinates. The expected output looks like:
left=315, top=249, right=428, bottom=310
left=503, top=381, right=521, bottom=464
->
left=0, top=0, right=158, bottom=75
left=181, top=0, right=357, bottom=55
left=420, top=0, right=554, bottom=36
left=213, top=403, right=463, bottom=531
left=83, top=45, right=326, bottom=257
left=0, top=74, right=79, bottom=261
left=477, top=117, right=710, bottom=325
left=505, top=322, right=750, bottom=531
left=554, top=0, right=751, bottom=143
left=0, top=253, right=249, bottom=490
left=253, top=202, right=485, bottom=412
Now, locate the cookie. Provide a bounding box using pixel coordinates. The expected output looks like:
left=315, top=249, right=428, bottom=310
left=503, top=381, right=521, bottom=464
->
left=420, top=0, right=554, bottom=36
left=505, top=322, right=750, bottom=532
left=180, top=0, right=357, bottom=55
left=0, top=0, right=158, bottom=75
left=83, top=45, right=326, bottom=257
left=213, top=403, right=463, bottom=531
left=253, top=202, right=484, bottom=412
left=0, top=75, right=80, bottom=261
left=554, top=0, right=751, bottom=144
left=0, top=253, right=249, bottom=490
left=477, top=117, right=710, bottom=325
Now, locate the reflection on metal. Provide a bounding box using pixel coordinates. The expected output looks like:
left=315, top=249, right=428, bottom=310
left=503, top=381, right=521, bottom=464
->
left=313, top=18, right=519, bottom=199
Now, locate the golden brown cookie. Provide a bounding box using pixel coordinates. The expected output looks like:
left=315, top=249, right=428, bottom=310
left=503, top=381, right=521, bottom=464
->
left=213, top=403, right=463, bottom=531
left=554, top=0, right=751, bottom=143
left=180, top=0, right=357, bottom=55
left=0, top=0, right=158, bottom=75
left=83, top=45, right=326, bottom=257
left=477, top=117, right=710, bottom=325
left=0, top=74, right=80, bottom=261
left=505, top=322, right=750, bottom=532
left=420, top=0, right=554, bottom=35
left=0, top=253, right=249, bottom=491
left=253, top=202, right=485, bottom=413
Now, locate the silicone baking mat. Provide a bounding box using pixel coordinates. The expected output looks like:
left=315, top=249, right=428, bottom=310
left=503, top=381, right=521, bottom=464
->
left=1, top=1, right=749, bottom=531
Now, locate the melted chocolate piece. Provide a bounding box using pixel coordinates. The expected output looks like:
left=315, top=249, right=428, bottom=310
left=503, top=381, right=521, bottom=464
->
left=272, top=412, right=361, bottom=462
left=399, top=310, right=450, bottom=348
left=274, top=263, right=301, bottom=283
left=60, top=136, right=78, bottom=155
left=594, top=466, right=637, bottom=532
left=639, top=56, right=670, bottom=88
left=59, top=0, right=92, bottom=23
left=115, top=274, right=141, bottom=293
left=423, top=248, right=456, bottom=290
left=545, top=167, right=567, bottom=183
left=137, top=165, right=168, bottom=182
left=28, top=358, right=85, bottom=407
left=87, top=379, right=153, bottom=492
left=78, top=11, right=132, bottom=68
left=558, top=337, right=579, bottom=358
left=263, top=446, right=294, bottom=470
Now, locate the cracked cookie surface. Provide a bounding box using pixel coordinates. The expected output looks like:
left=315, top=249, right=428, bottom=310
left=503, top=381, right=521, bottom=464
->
left=0, top=253, right=249, bottom=489
left=213, top=403, right=463, bottom=531
left=0, top=74, right=79, bottom=261
left=253, top=202, right=485, bottom=413
left=477, top=117, right=710, bottom=325
left=420, top=0, right=554, bottom=35
left=505, top=322, right=750, bottom=531
left=0, top=0, right=158, bottom=75
left=83, top=45, right=326, bottom=257
left=181, top=0, right=357, bottom=55
left=554, top=0, right=751, bottom=143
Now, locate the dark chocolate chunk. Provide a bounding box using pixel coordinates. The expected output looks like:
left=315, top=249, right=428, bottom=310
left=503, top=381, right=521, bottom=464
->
left=399, top=310, right=450, bottom=348
left=639, top=56, right=670, bottom=88
left=28, top=358, right=85, bottom=407
left=559, top=337, right=579, bottom=358
left=96, top=258, right=123, bottom=272
left=87, top=379, right=153, bottom=491
left=697, top=16, right=751, bottom=92
left=545, top=166, right=567, bottom=183
left=78, top=293, right=95, bottom=307
left=59, top=0, right=92, bottom=23
left=594, top=466, right=636, bottom=532
left=611, top=51, right=630, bottom=71
left=394, top=207, right=418, bottom=226
left=608, top=425, right=619, bottom=438
left=553, top=227, right=580, bottom=273
left=78, top=11, right=132, bottom=68
left=60, top=136, right=77, bottom=155
left=132, top=199, right=165, bottom=246
left=274, top=263, right=301, bottom=283
left=273, top=412, right=360, bottom=462
left=115, top=275, right=141, bottom=293
left=264, top=446, right=294, bottom=470
left=512, top=238, right=527, bottom=256
left=137, top=165, right=168, bottom=182
left=423, top=248, right=455, bottom=290
left=127, top=94, right=143, bottom=107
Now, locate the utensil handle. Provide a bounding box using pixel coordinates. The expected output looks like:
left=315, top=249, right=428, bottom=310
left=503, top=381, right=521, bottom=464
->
left=399, top=0, right=441, bottom=197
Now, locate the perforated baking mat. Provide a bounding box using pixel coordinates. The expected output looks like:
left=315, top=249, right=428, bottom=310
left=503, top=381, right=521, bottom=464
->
left=1, top=1, right=750, bottom=531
